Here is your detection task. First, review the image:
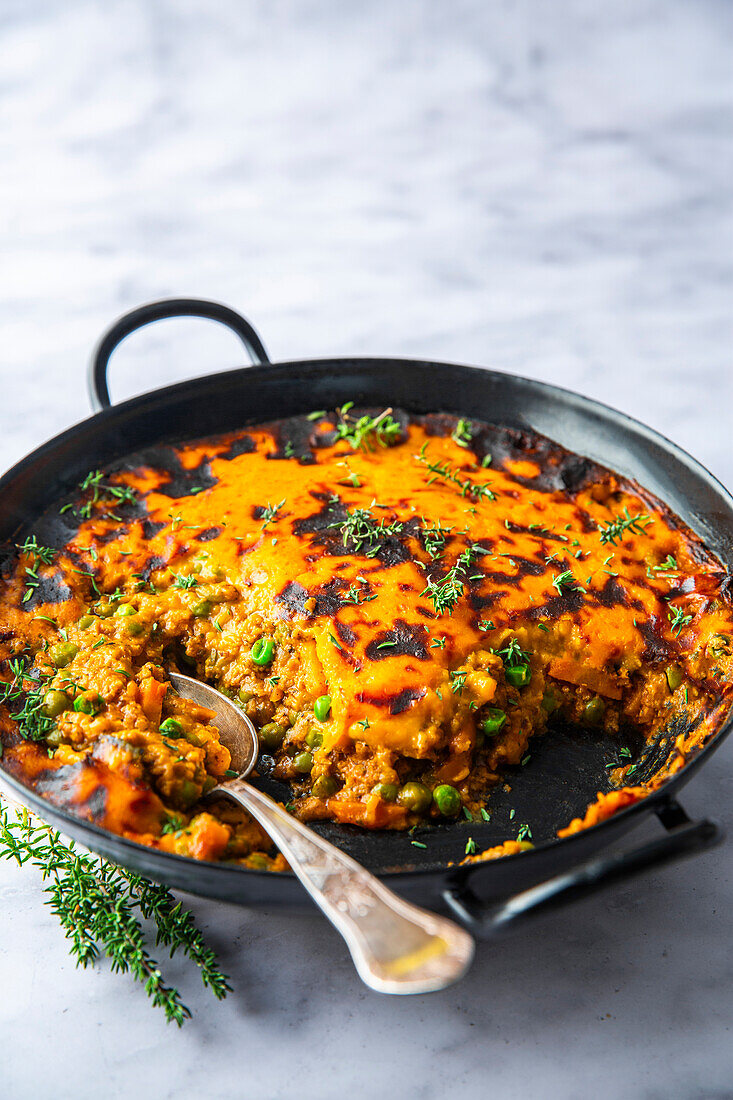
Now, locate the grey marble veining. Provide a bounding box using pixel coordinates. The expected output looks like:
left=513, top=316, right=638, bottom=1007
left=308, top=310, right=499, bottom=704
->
left=1, top=2, right=732, bottom=1097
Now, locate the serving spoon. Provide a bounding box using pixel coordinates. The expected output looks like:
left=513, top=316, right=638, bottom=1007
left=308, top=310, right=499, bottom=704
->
left=169, top=671, right=474, bottom=994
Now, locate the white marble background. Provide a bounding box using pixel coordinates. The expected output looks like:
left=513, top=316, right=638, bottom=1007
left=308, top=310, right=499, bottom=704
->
left=1, top=2, right=732, bottom=1097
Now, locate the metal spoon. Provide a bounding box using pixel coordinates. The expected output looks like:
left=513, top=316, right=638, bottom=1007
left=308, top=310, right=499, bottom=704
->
left=169, top=671, right=474, bottom=994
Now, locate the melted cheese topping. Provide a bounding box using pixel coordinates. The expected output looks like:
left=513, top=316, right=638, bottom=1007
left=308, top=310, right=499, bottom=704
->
left=1, top=410, right=731, bottom=865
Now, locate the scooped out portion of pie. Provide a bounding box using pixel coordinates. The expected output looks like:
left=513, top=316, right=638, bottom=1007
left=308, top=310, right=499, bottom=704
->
left=1, top=406, right=731, bottom=868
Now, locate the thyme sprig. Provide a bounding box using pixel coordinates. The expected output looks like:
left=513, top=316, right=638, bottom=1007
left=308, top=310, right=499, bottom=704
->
left=415, top=444, right=496, bottom=502
left=0, top=801, right=231, bottom=1024
left=259, top=499, right=286, bottom=530
left=451, top=419, right=474, bottom=449
left=421, top=545, right=482, bottom=616
left=667, top=603, right=694, bottom=637
left=0, top=658, right=54, bottom=742
left=171, top=572, right=198, bottom=590
left=330, top=505, right=404, bottom=556
left=334, top=403, right=402, bottom=452
left=16, top=536, right=56, bottom=604
left=420, top=519, right=453, bottom=560
left=598, top=507, right=652, bottom=546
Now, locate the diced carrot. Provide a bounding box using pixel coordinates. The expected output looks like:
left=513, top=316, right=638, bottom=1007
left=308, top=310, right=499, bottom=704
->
left=548, top=656, right=623, bottom=700
left=140, top=676, right=168, bottom=725
left=329, top=798, right=407, bottom=829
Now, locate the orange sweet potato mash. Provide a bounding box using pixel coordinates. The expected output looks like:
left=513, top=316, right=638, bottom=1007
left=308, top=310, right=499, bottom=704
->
left=1, top=407, right=731, bottom=868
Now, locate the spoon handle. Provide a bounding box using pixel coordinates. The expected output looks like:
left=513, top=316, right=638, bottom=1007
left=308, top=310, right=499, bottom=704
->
left=217, top=778, right=474, bottom=994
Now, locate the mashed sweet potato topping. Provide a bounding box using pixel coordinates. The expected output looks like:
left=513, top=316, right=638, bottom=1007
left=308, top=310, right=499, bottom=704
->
left=1, top=407, right=731, bottom=868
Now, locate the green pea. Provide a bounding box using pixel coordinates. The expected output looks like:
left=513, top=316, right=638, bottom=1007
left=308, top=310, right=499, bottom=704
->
left=293, top=751, right=313, bottom=774
left=238, top=689, right=254, bottom=704
left=373, top=782, right=399, bottom=803
left=666, top=664, right=683, bottom=692
left=49, top=642, right=78, bottom=668
left=45, top=728, right=64, bottom=748
left=159, top=718, right=184, bottom=736
left=432, top=784, right=462, bottom=817
left=541, top=689, right=560, bottom=714
left=248, top=853, right=270, bottom=870
left=312, top=774, right=338, bottom=799
left=183, top=728, right=206, bottom=748
left=314, top=694, right=332, bottom=721
left=77, top=614, right=94, bottom=630
left=259, top=722, right=285, bottom=751
left=397, top=782, right=432, bottom=814
left=115, top=602, right=137, bottom=617
left=505, top=663, right=531, bottom=688
left=179, top=780, right=200, bottom=807
left=42, top=689, right=71, bottom=718
left=251, top=637, right=275, bottom=666
left=583, top=696, right=606, bottom=725
left=93, top=602, right=115, bottom=618
left=481, top=708, right=507, bottom=735
left=125, top=620, right=145, bottom=636
left=191, top=600, right=212, bottom=618
left=201, top=776, right=218, bottom=795
left=73, top=693, right=104, bottom=716
left=305, top=729, right=323, bottom=749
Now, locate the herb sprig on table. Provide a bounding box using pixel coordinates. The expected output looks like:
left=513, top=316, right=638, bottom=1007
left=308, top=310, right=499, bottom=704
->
left=0, top=799, right=231, bottom=1025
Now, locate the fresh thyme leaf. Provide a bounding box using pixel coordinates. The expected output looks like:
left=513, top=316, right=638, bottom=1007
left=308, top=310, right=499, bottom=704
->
left=653, top=555, right=679, bottom=573
left=464, top=837, right=476, bottom=856
left=171, top=573, right=198, bottom=590
left=0, top=659, right=55, bottom=742
left=551, top=569, right=577, bottom=595
left=160, top=813, right=185, bottom=835
left=667, top=603, right=693, bottom=636
left=598, top=507, right=652, bottom=546
left=451, top=418, right=473, bottom=449
left=335, top=404, right=402, bottom=452
left=16, top=535, right=55, bottom=567
left=495, top=637, right=531, bottom=668
left=259, top=499, right=286, bottom=529
left=0, top=800, right=231, bottom=1023
left=330, top=504, right=404, bottom=556
left=421, top=545, right=482, bottom=616
left=414, top=445, right=496, bottom=502
left=420, top=519, right=453, bottom=560
left=450, top=669, right=468, bottom=694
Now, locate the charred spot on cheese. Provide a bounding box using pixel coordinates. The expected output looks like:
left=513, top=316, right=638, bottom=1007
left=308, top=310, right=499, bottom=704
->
left=197, top=527, right=222, bottom=542
left=218, top=433, right=256, bottom=460
left=132, top=446, right=219, bottom=499
left=141, top=518, right=167, bottom=539
left=365, top=621, right=430, bottom=662
left=1, top=407, right=732, bottom=867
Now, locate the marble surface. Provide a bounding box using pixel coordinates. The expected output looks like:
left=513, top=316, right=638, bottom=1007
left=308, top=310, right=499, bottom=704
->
left=1, top=1, right=733, bottom=1097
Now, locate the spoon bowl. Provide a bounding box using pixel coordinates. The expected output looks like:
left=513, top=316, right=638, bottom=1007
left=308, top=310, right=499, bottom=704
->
left=168, top=670, right=475, bottom=994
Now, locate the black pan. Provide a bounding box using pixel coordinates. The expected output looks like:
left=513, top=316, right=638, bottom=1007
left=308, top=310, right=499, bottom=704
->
left=0, top=298, right=729, bottom=938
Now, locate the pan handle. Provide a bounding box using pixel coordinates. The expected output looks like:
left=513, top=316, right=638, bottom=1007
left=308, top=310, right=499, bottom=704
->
left=88, top=298, right=271, bottom=411
left=442, top=797, right=723, bottom=939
